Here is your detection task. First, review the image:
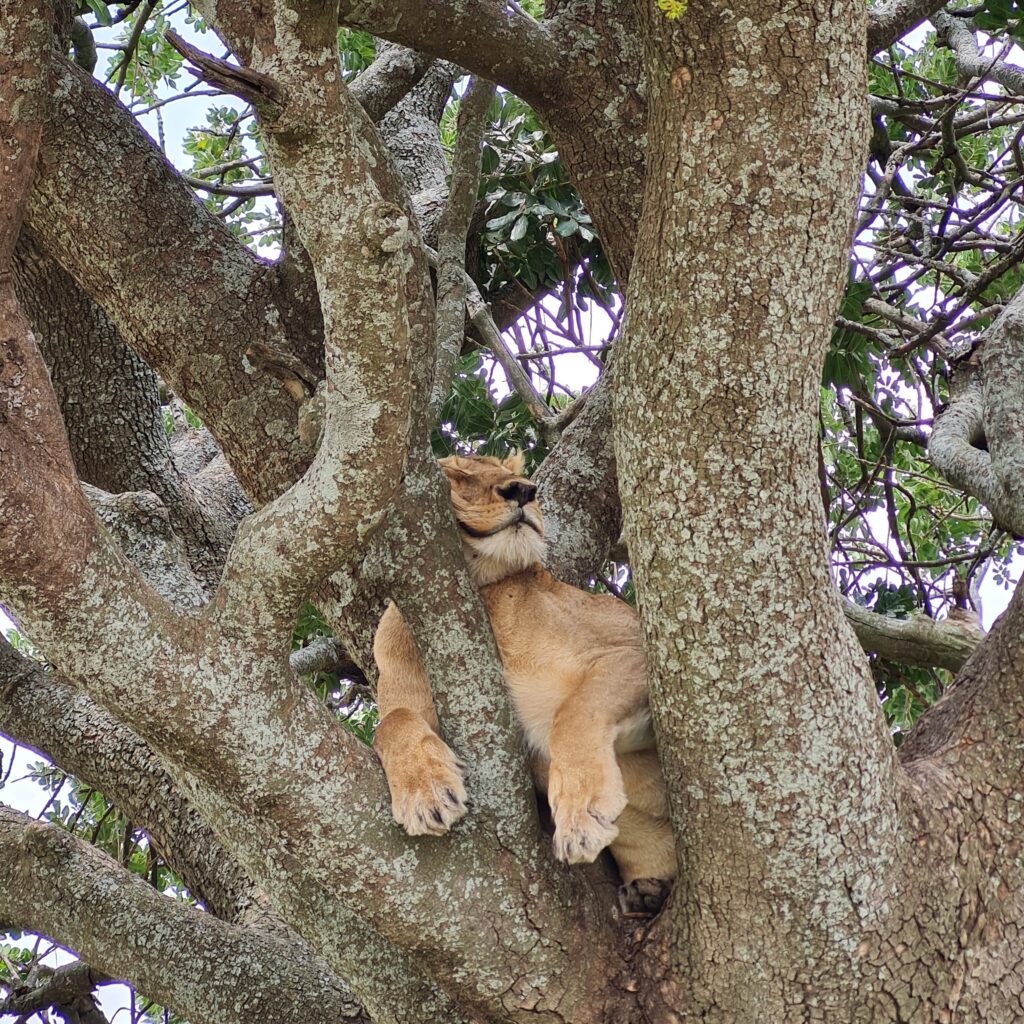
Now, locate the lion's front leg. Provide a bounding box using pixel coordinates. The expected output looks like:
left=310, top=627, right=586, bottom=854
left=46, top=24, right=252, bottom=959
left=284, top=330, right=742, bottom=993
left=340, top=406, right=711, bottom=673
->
left=546, top=711, right=628, bottom=864
left=373, top=603, right=468, bottom=837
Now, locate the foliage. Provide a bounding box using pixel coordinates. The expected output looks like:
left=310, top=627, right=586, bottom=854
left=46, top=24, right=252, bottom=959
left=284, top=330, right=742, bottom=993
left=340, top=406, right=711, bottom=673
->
left=431, top=353, right=551, bottom=473
left=476, top=92, right=615, bottom=310
left=181, top=105, right=279, bottom=247
left=656, top=0, right=689, bottom=17
left=974, top=0, right=1024, bottom=40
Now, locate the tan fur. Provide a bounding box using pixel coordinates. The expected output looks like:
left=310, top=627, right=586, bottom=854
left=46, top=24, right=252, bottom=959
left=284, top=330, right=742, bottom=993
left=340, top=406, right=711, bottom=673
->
left=372, top=455, right=676, bottom=884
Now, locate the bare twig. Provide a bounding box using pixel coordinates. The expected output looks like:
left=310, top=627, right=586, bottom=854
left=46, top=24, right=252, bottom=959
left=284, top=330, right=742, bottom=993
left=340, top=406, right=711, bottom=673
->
left=431, top=76, right=496, bottom=418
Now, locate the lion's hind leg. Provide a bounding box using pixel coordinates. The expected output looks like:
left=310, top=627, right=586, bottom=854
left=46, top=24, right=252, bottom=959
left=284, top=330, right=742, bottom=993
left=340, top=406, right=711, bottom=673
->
left=612, top=749, right=675, bottom=916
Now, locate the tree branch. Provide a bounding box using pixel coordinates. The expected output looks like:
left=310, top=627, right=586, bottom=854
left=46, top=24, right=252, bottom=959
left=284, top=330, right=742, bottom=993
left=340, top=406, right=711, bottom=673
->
left=12, top=230, right=236, bottom=592
left=0, top=633, right=250, bottom=922
left=0, top=805, right=369, bottom=1024
left=170, top=17, right=419, bottom=636
left=27, top=58, right=311, bottom=505
left=930, top=361, right=1024, bottom=536
left=0, top=0, right=51, bottom=260
left=349, top=42, right=434, bottom=124
left=933, top=10, right=1024, bottom=96
left=0, top=634, right=478, bottom=1024
left=1, top=962, right=111, bottom=1024
left=867, top=0, right=949, bottom=54
left=377, top=60, right=455, bottom=245
left=980, top=286, right=1024, bottom=528
left=336, top=0, right=562, bottom=106
left=432, top=76, right=496, bottom=417
left=840, top=598, right=983, bottom=672
left=533, top=372, right=622, bottom=586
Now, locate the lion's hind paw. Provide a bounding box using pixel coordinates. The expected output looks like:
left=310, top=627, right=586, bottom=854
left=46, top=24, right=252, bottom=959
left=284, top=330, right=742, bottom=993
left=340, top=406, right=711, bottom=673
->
left=617, top=877, right=672, bottom=918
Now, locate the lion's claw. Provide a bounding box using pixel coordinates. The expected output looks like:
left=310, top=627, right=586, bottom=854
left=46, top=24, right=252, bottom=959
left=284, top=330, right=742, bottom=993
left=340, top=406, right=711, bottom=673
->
left=389, top=735, right=468, bottom=837
left=548, top=760, right=627, bottom=864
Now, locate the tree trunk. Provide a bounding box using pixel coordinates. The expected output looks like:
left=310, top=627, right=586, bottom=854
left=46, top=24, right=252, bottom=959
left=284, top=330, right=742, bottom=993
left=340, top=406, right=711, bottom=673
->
left=615, top=1, right=906, bottom=1017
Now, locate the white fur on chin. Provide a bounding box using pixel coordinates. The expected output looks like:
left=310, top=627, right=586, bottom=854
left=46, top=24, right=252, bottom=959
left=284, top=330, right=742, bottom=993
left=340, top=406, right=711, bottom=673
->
left=463, top=522, right=546, bottom=586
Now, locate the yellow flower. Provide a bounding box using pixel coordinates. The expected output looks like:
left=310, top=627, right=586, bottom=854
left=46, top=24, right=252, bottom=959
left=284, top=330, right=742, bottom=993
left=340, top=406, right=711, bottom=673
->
left=657, top=0, right=688, bottom=18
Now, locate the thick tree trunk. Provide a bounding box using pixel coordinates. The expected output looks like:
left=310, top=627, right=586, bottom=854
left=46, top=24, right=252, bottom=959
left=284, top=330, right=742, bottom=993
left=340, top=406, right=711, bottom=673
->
left=615, top=1, right=906, bottom=1017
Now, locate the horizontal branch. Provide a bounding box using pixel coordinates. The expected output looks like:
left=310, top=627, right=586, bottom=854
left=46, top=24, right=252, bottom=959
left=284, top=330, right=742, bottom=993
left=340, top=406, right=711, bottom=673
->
left=336, top=0, right=562, bottom=106
left=840, top=598, right=983, bottom=672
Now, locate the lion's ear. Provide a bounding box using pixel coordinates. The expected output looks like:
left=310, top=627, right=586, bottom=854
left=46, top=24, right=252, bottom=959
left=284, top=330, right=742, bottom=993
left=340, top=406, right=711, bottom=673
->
left=439, top=456, right=469, bottom=480
left=503, top=451, right=527, bottom=476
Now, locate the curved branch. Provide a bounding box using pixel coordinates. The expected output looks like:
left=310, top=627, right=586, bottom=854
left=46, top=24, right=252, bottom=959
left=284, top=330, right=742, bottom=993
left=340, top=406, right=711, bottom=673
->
left=0, top=634, right=476, bottom=1024
left=336, top=0, right=562, bottom=106
left=930, top=362, right=1024, bottom=536
left=182, top=8, right=420, bottom=635
left=981, top=290, right=1024, bottom=526
left=0, top=805, right=369, bottom=1024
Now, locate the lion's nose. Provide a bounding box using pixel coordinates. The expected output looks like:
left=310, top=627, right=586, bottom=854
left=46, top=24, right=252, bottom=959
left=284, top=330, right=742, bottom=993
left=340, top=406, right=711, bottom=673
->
left=497, top=481, right=537, bottom=507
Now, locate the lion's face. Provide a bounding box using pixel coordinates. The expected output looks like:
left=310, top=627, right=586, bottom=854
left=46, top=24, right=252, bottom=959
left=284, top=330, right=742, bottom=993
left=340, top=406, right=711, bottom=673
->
left=439, top=454, right=546, bottom=585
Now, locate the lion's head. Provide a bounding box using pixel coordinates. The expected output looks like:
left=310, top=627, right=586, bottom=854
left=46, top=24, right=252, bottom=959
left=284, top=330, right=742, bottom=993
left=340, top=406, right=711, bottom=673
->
left=439, top=454, right=546, bottom=586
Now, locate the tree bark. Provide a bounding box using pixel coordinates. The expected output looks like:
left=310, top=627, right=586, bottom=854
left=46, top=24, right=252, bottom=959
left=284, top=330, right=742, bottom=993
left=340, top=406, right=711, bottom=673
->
left=615, top=1, right=907, bottom=1017
left=5, top=3, right=1024, bottom=1023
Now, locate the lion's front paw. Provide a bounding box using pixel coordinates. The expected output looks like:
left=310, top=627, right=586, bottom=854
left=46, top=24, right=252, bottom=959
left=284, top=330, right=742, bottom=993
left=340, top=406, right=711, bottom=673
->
left=387, top=734, right=468, bottom=837
left=548, top=760, right=627, bottom=864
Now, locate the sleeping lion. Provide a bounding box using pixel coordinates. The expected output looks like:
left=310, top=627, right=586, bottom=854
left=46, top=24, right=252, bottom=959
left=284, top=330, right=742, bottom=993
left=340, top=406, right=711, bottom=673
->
left=372, top=453, right=676, bottom=892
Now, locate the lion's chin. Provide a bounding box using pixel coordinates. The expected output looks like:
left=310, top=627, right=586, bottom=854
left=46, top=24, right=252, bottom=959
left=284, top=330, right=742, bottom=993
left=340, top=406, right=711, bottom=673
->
left=463, top=522, right=547, bottom=586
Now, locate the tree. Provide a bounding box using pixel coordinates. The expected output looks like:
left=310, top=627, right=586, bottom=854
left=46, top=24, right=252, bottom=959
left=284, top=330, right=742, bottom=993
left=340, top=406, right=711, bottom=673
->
left=2, top=0, right=1024, bottom=1020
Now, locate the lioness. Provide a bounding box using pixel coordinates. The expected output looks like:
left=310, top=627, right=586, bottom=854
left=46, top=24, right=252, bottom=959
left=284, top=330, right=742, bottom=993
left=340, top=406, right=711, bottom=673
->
left=373, top=454, right=676, bottom=889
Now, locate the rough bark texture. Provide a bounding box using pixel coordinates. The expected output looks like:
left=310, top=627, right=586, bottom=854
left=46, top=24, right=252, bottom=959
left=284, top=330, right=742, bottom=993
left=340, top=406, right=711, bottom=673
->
left=615, top=1, right=907, bottom=1017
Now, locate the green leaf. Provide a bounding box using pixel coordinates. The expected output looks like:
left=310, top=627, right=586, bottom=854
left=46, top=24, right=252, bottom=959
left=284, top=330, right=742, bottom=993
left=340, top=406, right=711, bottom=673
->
left=85, top=0, right=112, bottom=25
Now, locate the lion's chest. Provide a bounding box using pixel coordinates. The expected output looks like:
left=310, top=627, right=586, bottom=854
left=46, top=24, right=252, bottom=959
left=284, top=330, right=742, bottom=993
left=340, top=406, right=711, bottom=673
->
left=482, top=573, right=594, bottom=756
left=501, top=665, right=570, bottom=756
